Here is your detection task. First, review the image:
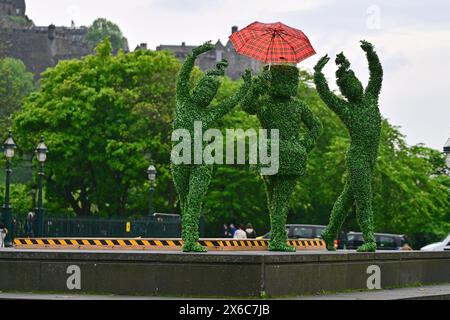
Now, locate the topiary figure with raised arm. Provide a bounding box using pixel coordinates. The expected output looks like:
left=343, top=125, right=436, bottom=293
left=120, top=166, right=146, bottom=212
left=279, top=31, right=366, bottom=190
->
left=241, top=64, right=323, bottom=252
left=172, top=41, right=251, bottom=252
left=314, top=40, right=383, bottom=252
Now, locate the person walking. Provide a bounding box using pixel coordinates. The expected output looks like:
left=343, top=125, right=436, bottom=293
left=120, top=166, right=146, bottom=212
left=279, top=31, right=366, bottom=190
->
left=0, top=220, right=8, bottom=249
left=245, top=223, right=257, bottom=239
left=223, top=224, right=230, bottom=238
left=233, top=224, right=247, bottom=239
left=26, top=211, right=35, bottom=237
left=229, top=224, right=237, bottom=238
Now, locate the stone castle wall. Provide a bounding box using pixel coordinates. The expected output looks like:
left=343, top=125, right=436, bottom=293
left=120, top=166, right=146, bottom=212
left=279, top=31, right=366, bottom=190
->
left=0, top=0, right=92, bottom=77
left=0, top=26, right=93, bottom=76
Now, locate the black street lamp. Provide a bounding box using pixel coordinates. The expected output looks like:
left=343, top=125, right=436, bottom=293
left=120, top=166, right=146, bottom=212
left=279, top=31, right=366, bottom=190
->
left=35, top=137, right=48, bottom=237
left=2, top=132, right=16, bottom=246
left=147, top=165, right=157, bottom=218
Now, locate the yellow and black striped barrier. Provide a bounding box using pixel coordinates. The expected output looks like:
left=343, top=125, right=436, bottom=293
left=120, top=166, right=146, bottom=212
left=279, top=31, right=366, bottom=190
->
left=14, top=238, right=326, bottom=251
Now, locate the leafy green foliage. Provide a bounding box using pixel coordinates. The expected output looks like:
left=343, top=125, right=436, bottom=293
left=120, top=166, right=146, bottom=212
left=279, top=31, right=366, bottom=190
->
left=0, top=57, right=34, bottom=132
left=85, top=18, right=129, bottom=53
left=172, top=42, right=250, bottom=252
left=12, top=39, right=180, bottom=217
left=241, top=64, right=323, bottom=251
left=314, top=40, right=383, bottom=252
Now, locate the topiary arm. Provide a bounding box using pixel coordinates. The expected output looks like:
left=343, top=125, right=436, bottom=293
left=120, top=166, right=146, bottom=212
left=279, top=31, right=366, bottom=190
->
left=208, top=69, right=252, bottom=123
left=176, top=41, right=214, bottom=103
left=361, top=40, right=383, bottom=98
left=241, top=69, right=269, bottom=115
left=314, top=55, right=346, bottom=116
left=300, top=102, right=323, bottom=153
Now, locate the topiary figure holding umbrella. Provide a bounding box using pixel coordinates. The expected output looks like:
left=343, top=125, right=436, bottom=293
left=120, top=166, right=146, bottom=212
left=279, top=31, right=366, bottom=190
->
left=172, top=41, right=251, bottom=252
left=231, top=22, right=323, bottom=251
left=313, top=40, right=383, bottom=252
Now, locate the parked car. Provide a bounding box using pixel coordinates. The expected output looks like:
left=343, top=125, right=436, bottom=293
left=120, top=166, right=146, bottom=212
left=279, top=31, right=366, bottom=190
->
left=421, top=234, right=450, bottom=252
left=257, top=224, right=346, bottom=249
left=345, top=232, right=409, bottom=251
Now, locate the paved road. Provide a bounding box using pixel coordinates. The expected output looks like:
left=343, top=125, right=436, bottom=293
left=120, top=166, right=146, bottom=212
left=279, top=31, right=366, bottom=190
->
left=1, top=284, right=450, bottom=300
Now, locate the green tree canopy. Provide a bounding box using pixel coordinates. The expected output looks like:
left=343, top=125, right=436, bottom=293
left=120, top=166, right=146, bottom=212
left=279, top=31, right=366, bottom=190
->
left=85, top=18, right=129, bottom=53
left=0, top=57, right=34, bottom=131
left=12, top=39, right=180, bottom=217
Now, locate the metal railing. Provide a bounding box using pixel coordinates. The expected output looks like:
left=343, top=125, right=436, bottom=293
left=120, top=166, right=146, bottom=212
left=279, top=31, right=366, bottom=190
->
left=11, top=214, right=182, bottom=239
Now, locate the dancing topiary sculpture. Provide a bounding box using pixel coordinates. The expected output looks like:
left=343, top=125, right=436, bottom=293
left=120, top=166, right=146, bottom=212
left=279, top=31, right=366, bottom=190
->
left=172, top=41, right=251, bottom=252
left=241, top=64, right=323, bottom=251
left=313, top=40, right=383, bottom=252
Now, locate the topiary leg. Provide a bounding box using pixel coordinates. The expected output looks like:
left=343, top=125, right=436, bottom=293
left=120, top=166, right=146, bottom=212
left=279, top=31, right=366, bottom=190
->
left=268, top=176, right=297, bottom=252
left=349, top=164, right=376, bottom=253
left=322, top=182, right=354, bottom=251
left=354, top=180, right=376, bottom=252
left=182, top=165, right=212, bottom=253
left=172, top=164, right=190, bottom=217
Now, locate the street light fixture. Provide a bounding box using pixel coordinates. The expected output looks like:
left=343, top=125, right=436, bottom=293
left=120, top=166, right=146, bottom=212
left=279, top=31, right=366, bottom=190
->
left=2, top=132, right=16, bottom=246
left=35, top=137, right=48, bottom=237
left=147, top=165, right=157, bottom=218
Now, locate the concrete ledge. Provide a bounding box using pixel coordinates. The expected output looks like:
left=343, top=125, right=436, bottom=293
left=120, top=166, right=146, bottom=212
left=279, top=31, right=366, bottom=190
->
left=1, top=249, right=450, bottom=297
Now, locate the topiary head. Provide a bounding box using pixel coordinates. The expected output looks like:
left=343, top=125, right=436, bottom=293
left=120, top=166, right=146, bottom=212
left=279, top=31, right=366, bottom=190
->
left=191, top=74, right=221, bottom=108
left=335, top=53, right=363, bottom=102
left=264, top=64, right=299, bottom=99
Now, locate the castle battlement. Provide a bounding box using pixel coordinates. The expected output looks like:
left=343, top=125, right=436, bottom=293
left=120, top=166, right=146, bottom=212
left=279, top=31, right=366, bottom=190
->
left=0, top=0, right=26, bottom=17
left=0, top=0, right=93, bottom=77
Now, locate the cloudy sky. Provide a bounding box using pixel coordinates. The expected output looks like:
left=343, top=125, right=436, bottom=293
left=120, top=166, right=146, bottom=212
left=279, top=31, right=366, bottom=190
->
left=26, top=0, right=450, bottom=150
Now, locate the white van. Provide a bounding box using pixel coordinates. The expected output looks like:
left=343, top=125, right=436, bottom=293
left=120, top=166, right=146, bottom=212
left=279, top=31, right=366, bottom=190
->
left=421, top=234, right=450, bottom=251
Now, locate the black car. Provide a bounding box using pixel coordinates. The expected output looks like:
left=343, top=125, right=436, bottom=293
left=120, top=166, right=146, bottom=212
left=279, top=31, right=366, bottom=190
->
left=345, top=232, right=409, bottom=250
left=258, top=224, right=346, bottom=249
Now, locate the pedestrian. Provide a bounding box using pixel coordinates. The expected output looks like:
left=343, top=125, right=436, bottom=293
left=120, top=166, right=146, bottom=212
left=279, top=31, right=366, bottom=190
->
left=230, top=224, right=237, bottom=238
left=0, top=220, right=8, bottom=249
left=26, top=211, right=35, bottom=237
left=233, top=224, right=247, bottom=239
left=223, top=224, right=229, bottom=238
left=245, top=223, right=257, bottom=239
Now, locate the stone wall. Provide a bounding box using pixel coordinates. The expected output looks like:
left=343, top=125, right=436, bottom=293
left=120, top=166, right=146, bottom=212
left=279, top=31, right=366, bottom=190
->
left=0, top=26, right=92, bottom=76
left=1, top=250, right=450, bottom=297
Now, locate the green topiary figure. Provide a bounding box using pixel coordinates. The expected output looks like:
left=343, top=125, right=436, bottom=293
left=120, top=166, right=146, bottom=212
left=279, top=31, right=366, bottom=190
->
left=172, top=41, right=250, bottom=252
left=313, top=40, right=383, bottom=252
left=241, top=65, right=323, bottom=252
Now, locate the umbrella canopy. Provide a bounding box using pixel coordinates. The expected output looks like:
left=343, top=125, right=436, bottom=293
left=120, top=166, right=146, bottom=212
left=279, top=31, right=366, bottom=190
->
left=229, top=21, right=316, bottom=64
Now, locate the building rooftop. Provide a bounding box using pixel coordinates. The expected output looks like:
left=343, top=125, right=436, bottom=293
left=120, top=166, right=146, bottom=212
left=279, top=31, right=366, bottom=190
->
left=444, top=137, right=450, bottom=153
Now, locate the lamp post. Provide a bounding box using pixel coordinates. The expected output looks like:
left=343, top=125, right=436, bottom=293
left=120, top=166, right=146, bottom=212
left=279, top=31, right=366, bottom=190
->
left=147, top=165, right=157, bottom=218
left=35, top=137, right=48, bottom=237
left=2, top=132, right=16, bottom=246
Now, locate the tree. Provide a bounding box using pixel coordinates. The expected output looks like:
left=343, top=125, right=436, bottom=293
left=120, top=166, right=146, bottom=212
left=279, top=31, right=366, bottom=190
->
left=12, top=39, right=180, bottom=217
left=0, top=57, right=34, bottom=131
left=85, top=18, right=129, bottom=53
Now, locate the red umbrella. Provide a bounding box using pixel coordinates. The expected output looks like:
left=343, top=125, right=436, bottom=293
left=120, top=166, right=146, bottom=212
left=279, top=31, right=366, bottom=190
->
left=229, top=21, right=316, bottom=64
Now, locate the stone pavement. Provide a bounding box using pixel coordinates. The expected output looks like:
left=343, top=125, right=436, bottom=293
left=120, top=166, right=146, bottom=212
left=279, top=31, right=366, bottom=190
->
left=296, top=284, right=450, bottom=300
left=0, top=284, right=449, bottom=300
